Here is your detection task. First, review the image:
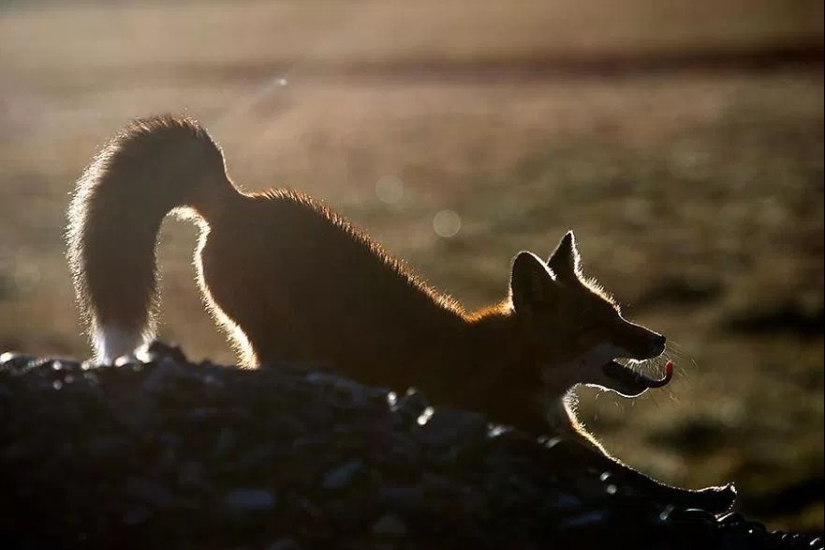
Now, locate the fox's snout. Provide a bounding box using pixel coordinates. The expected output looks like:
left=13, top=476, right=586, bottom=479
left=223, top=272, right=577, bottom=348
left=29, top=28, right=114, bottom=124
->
left=616, top=320, right=667, bottom=360
left=649, top=332, right=667, bottom=357
left=653, top=333, right=667, bottom=357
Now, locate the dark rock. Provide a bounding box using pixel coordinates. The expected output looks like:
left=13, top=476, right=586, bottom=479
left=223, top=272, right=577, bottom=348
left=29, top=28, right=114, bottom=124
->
left=371, top=513, right=408, bottom=538
left=391, top=388, right=431, bottom=426
left=146, top=340, right=189, bottom=364
left=0, top=341, right=820, bottom=549
left=376, top=486, right=426, bottom=514
left=0, top=351, right=36, bottom=370
left=124, top=476, right=177, bottom=507
left=224, top=489, right=278, bottom=513
left=322, top=459, right=365, bottom=490
left=267, top=538, right=303, bottom=550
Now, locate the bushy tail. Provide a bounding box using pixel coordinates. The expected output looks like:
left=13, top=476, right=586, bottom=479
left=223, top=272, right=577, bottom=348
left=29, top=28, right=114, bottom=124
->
left=66, top=115, right=231, bottom=363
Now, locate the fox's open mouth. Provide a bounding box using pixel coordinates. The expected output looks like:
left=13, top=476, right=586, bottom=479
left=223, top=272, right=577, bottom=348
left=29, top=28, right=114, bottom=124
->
left=600, top=360, right=674, bottom=397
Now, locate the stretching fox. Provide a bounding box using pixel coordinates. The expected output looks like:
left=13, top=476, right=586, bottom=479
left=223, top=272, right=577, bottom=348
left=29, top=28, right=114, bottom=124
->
left=67, top=115, right=734, bottom=512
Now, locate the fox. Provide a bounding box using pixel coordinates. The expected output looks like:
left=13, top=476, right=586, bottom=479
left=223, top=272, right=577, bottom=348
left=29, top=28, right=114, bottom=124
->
left=66, top=115, right=735, bottom=513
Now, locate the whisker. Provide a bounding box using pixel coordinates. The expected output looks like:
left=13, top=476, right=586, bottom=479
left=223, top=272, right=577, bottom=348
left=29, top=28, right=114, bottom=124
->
left=661, top=339, right=698, bottom=396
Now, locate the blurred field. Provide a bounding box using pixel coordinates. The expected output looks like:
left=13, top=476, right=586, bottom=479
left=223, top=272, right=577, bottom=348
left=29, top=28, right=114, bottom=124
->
left=1, top=0, right=823, bottom=532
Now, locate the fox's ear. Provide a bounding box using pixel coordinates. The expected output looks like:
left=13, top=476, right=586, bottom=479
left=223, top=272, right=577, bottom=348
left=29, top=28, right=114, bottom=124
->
left=547, top=231, right=582, bottom=282
left=511, top=251, right=558, bottom=312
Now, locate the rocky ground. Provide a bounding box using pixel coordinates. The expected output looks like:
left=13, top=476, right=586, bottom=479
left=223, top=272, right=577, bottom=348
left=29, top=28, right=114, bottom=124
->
left=0, top=341, right=821, bottom=550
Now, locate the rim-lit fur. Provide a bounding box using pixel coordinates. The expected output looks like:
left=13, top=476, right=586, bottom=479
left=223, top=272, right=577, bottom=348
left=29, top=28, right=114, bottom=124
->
left=65, top=115, right=735, bottom=513
left=66, top=115, right=657, bottom=425
left=67, top=116, right=227, bottom=361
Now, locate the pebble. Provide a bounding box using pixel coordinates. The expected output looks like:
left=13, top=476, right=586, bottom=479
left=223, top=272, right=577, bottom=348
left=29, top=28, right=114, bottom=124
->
left=122, top=506, right=153, bottom=526
left=124, top=477, right=176, bottom=507
left=176, top=461, right=211, bottom=493
left=267, top=538, right=303, bottom=550
left=0, top=351, right=20, bottom=364
left=556, top=511, right=609, bottom=529
left=322, top=459, right=364, bottom=490
left=139, top=358, right=184, bottom=393
left=224, top=489, right=278, bottom=513
left=376, top=486, right=425, bottom=513
left=212, top=427, right=238, bottom=458
left=392, top=389, right=430, bottom=423
left=371, top=514, right=408, bottom=538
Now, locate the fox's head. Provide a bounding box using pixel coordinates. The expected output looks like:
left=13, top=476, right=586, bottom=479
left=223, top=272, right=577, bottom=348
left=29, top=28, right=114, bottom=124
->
left=507, top=231, right=670, bottom=402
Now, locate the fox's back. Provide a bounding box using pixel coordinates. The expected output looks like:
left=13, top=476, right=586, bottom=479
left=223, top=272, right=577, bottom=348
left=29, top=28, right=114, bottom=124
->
left=197, top=191, right=465, bottom=384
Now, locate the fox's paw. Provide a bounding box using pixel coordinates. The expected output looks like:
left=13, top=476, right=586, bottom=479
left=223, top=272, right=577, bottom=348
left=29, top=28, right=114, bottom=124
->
left=686, top=483, right=738, bottom=515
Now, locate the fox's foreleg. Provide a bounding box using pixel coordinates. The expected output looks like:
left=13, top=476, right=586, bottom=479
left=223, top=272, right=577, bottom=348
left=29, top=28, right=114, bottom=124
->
left=547, top=394, right=737, bottom=514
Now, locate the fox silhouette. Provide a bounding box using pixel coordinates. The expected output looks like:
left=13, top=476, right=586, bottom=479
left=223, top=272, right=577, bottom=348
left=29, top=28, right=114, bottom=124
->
left=67, top=115, right=735, bottom=512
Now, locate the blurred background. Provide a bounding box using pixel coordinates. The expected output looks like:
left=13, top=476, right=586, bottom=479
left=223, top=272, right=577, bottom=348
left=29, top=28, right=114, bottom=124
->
left=0, top=0, right=822, bottom=532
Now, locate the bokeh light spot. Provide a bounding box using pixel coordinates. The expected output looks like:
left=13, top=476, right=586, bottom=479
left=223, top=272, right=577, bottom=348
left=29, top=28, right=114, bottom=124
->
left=375, top=175, right=404, bottom=204
left=433, top=210, right=461, bottom=238
left=417, top=406, right=434, bottom=426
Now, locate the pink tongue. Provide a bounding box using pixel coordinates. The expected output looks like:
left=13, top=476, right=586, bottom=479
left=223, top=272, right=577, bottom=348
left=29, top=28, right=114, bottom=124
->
left=647, top=360, right=674, bottom=388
